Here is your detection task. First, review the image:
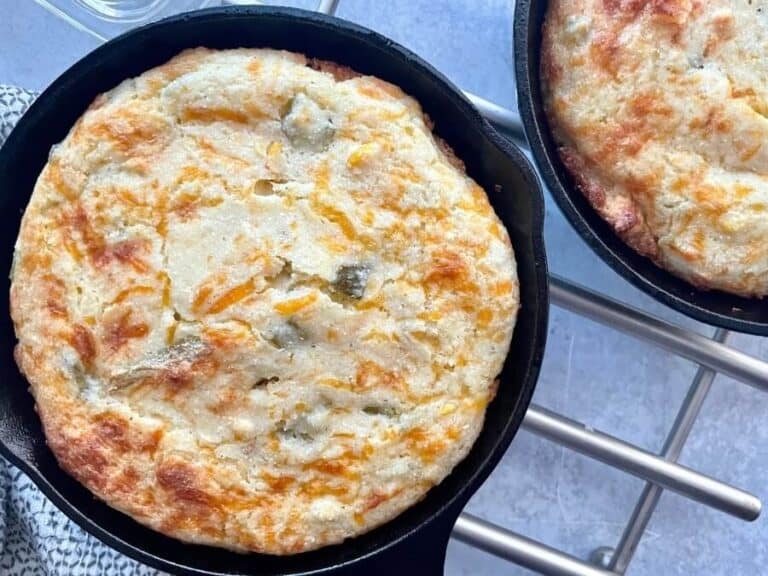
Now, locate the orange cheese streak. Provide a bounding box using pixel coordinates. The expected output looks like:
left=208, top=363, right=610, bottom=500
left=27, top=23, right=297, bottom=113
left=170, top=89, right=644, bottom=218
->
left=402, top=426, right=447, bottom=464
left=274, top=292, right=317, bottom=315
left=113, top=285, right=155, bottom=304
left=312, top=164, right=376, bottom=249
left=312, top=194, right=359, bottom=242
left=192, top=285, right=214, bottom=312
left=181, top=106, right=249, bottom=125
left=207, top=278, right=256, bottom=314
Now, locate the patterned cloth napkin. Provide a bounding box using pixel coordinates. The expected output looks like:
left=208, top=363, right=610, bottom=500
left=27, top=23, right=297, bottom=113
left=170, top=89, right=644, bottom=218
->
left=0, top=84, right=160, bottom=575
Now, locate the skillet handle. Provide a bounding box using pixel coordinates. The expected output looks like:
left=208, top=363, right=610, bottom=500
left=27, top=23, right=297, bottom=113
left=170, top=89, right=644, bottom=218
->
left=339, top=506, right=460, bottom=576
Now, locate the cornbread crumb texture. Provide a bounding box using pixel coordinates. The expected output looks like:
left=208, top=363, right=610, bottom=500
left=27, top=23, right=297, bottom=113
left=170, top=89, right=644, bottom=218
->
left=543, top=0, right=768, bottom=296
left=11, top=49, right=518, bottom=553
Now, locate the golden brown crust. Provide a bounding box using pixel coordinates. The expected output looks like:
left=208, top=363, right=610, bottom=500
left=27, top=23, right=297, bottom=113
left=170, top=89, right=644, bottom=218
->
left=559, top=146, right=658, bottom=259
left=11, top=48, right=518, bottom=554
left=542, top=0, right=768, bottom=296
left=307, top=58, right=361, bottom=81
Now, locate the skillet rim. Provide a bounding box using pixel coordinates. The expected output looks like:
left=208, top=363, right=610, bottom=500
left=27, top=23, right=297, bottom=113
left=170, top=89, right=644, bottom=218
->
left=0, top=5, right=549, bottom=574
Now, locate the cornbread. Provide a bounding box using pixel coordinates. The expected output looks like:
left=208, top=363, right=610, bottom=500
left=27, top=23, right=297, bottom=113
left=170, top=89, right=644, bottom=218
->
left=10, top=48, right=518, bottom=553
left=542, top=1, right=768, bottom=296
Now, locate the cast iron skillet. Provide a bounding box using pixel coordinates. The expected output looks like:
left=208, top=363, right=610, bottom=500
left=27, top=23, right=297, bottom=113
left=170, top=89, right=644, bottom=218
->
left=515, top=0, right=768, bottom=336
left=0, top=6, right=548, bottom=575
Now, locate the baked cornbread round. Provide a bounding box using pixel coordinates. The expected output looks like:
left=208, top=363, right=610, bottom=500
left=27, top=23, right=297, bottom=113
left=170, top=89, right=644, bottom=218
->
left=542, top=1, right=768, bottom=297
left=10, top=48, right=518, bottom=554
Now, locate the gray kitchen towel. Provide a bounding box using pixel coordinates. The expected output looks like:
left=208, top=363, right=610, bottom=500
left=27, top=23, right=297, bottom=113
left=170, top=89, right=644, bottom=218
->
left=0, top=84, right=161, bottom=575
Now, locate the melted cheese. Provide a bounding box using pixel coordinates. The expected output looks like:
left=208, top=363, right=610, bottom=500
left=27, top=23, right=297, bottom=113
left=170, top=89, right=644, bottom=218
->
left=543, top=0, right=768, bottom=296
left=10, top=48, right=518, bottom=554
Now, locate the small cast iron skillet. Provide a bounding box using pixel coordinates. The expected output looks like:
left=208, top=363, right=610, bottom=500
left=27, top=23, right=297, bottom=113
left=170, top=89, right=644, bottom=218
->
left=0, top=6, right=548, bottom=575
left=515, top=0, right=768, bottom=336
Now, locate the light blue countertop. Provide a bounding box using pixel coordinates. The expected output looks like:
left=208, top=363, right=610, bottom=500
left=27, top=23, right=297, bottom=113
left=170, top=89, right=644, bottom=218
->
left=1, top=1, right=767, bottom=574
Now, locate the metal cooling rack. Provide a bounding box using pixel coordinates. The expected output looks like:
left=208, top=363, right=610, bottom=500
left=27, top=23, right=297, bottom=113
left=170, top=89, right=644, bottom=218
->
left=314, top=2, right=768, bottom=575
left=31, top=0, right=768, bottom=574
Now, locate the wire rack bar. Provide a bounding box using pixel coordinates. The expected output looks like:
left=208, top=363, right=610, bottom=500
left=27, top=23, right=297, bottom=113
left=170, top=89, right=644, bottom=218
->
left=454, top=513, right=615, bottom=576
left=464, top=92, right=526, bottom=139
left=606, top=328, right=731, bottom=572
left=550, top=275, right=768, bottom=391
left=467, top=93, right=525, bottom=135
left=523, top=405, right=760, bottom=520
left=316, top=0, right=339, bottom=15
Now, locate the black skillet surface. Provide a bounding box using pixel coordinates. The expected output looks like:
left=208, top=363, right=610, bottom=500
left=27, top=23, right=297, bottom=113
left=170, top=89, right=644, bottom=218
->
left=0, top=6, right=548, bottom=575
left=515, top=0, right=768, bottom=336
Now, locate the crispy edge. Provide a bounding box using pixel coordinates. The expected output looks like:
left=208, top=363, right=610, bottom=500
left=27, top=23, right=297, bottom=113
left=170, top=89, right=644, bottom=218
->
left=559, top=146, right=658, bottom=259
left=541, top=2, right=659, bottom=261
left=39, top=401, right=241, bottom=548
left=307, top=57, right=361, bottom=81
